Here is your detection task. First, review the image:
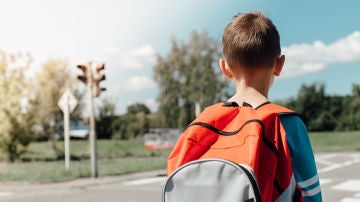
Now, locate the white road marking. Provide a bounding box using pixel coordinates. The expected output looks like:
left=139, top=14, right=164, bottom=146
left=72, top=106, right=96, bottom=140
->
left=316, top=153, right=337, bottom=160
left=123, top=177, right=166, bottom=186
left=320, top=178, right=331, bottom=185
left=317, top=158, right=360, bottom=173
left=332, top=180, right=360, bottom=192
left=316, top=158, right=336, bottom=166
left=0, top=192, right=14, bottom=197
left=341, top=198, right=360, bottom=202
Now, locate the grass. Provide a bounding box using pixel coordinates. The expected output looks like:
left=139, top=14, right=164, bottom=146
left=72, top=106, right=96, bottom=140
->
left=0, top=157, right=168, bottom=182
left=16, top=138, right=172, bottom=162
left=0, top=138, right=172, bottom=183
left=0, top=131, right=360, bottom=183
left=309, top=130, right=360, bottom=152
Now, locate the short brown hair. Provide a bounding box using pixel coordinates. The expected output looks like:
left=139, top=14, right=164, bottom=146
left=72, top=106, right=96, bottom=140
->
left=222, top=11, right=281, bottom=69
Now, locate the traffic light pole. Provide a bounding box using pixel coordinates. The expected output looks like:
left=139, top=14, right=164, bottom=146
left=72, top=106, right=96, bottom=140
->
left=88, top=63, right=98, bottom=178
left=89, top=84, right=98, bottom=178
left=77, top=62, right=105, bottom=178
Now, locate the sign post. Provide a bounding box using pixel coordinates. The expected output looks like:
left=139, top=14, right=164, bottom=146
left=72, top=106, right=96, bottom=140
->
left=58, top=89, right=78, bottom=170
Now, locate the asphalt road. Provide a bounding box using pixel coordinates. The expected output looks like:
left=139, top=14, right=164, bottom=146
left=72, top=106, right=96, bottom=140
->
left=0, top=152, right=359, bottom=202
left=316, top=152, right=360, bottom=201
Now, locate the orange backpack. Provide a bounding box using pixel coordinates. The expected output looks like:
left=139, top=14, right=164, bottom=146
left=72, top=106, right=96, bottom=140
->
left=166, top=102, right=297, bottom=202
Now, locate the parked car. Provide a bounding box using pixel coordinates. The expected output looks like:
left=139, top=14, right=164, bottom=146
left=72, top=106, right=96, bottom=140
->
left=55, top=120, right=89, bottom=139
left=69, top=120, right=89, bottom=139
left=144, top=128, right=181, bottom=149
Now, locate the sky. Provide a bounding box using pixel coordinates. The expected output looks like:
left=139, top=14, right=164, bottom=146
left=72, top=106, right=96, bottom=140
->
left=1, top=0, right=360, bottom=114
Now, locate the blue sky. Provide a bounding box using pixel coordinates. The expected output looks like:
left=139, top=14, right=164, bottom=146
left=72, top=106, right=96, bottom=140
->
left=1, top=0, right=360, bottom=114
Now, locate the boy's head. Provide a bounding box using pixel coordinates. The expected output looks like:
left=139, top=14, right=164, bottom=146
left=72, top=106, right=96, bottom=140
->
left=222, top=11, right=281, bottom=69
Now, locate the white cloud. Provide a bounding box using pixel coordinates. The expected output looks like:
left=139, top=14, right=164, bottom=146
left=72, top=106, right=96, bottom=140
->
left=120, top=44, right=156, bottom=69
left=282, top=31, right=360, bottom=78
left=91, top=46, right=120, bottom=62
left=122, top=75, right=156, bottom=91
left=102, top=46, right=120, bottom=56
left=145, top=98, right=159, bottom=112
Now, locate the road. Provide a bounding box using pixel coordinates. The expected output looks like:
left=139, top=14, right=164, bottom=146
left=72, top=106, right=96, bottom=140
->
left=0, top=152, right=359, bottom=202
left=317, top=152, right=360, bottom=201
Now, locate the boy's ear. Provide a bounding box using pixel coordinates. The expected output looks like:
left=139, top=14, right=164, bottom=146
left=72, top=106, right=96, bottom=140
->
left=219, top=59, right=233, bottom=79
left=273, top=55, right=285, bottom=76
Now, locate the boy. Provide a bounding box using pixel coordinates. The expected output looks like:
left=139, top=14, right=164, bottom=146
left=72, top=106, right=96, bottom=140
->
left=167, top=11, right=322, bottom=201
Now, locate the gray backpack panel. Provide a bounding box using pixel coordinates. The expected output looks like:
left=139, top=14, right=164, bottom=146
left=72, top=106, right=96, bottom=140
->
left=163, top=158, right=261, bottom=202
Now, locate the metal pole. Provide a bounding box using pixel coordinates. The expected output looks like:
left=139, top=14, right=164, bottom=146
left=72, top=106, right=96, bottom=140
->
left=64, top=96, right=70, bottom=170
left=88, top=62, right=98, bottom=178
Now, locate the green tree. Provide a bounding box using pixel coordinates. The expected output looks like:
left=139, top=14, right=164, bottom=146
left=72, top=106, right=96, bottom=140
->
left=127, top=103, right=150, bottom=114
left=30, top=59, right=84, bottom=141
left=113, top=103, right=150, bottom=139
left=96, top=97, right=117, bottom=139
left=0, top=111, right=33, bottom=162
left=153, top=31, right=229, bottom=128
left=0, top=51, right=34, bottom=162
left=292, top=83, right=336, bottom=131
left=283, top=83, right=346, bottom=131
left=338, top=84, right=360, bottom=130
left=327, top=95, right=344, bottom=130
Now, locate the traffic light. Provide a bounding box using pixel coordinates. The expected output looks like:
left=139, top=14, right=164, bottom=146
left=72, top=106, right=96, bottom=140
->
left=77, top=64, right=88, bottom=84
left=91, top=62, right=106, bottom=97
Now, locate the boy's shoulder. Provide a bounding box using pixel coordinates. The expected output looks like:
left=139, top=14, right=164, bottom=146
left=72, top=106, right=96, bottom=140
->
left=255, top=102, right=295, bottom=115
left=192, top=101, right=296, bottom=129
left=201, top=101, right=294, bottom=115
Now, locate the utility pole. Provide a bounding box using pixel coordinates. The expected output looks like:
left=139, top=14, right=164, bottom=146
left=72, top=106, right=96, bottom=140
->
left=76, top=62, right=106, bottom=178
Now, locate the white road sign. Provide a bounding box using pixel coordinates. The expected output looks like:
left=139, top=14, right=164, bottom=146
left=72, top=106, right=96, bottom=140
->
left=58, top=89, right=78, bottom=113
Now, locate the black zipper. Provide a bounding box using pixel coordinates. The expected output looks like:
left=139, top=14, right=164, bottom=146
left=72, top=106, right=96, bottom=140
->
left=237, top=164, right=262, bottom=202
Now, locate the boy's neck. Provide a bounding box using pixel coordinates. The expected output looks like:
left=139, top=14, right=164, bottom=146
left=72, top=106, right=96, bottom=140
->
left=228, top=73, right=272, bottom=108
left=228, top=87, right=269, bottom=108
